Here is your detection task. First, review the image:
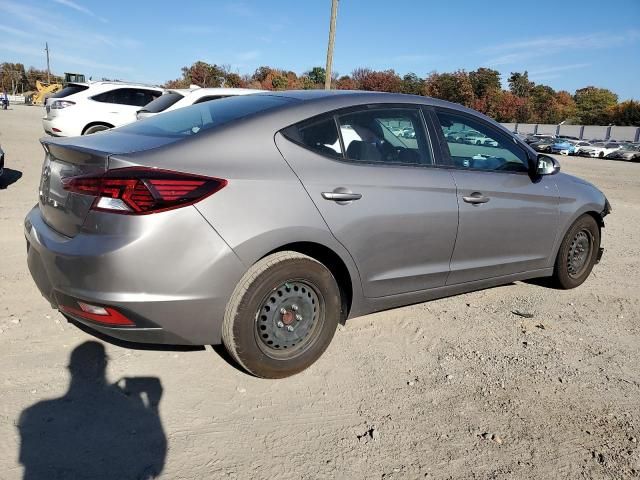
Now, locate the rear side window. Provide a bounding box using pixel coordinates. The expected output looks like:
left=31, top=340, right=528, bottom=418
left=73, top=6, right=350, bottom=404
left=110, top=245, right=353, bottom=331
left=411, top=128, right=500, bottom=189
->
left=140, top=92, right=184, bottom=113
left=51, top=84, right=88, bottom=98
left=283, top=116, right=342, bottom=158
left=118, top=94, right=294, bottom=137
left=92, top=88, right=160, bottom=107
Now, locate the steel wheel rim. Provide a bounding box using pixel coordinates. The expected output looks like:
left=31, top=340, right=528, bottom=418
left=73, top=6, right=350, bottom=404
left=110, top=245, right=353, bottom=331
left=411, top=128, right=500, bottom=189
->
left=255, top=279, right=324, bottom=359
left=567, top=229, right=593, bottom=278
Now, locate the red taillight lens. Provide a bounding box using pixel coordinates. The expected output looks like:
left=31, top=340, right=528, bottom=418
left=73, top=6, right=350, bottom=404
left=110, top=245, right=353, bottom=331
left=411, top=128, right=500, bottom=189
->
left=60, top=303, right=135, bottom=326
left=62, top=167, right=226, bottom=214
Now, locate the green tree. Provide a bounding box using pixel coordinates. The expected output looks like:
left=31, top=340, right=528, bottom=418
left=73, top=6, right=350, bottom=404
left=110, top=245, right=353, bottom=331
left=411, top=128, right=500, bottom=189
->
left=400, top=72, right=423, bottom=95
left=469, top=68, right=501, bottom=99
left=607, top=100, right=640, bottom=126
left=529, top=85, right=558, bottom=123
left=508, top=71, right=534, bottom=97
left=306, top=66, right=326, bottom=86
left=575, top=87, right=619, bottom=124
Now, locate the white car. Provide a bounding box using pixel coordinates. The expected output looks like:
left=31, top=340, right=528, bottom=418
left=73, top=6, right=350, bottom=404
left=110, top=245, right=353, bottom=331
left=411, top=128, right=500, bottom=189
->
left=136, top=87, right=264, bottom=120
left=463, top=133, right=499, bottom=147
left=42, top=82, right=164, bottom=136
left=580, top=142, right=621, bottom=158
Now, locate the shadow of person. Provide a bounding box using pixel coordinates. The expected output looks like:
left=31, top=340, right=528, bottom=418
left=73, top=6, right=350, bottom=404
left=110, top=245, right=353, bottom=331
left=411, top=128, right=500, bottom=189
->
left=17, top=341, right=167, bottom=480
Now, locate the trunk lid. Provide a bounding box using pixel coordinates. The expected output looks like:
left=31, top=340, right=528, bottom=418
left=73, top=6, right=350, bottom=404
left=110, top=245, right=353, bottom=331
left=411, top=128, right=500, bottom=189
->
left=39, top=131, right=181, bottom=237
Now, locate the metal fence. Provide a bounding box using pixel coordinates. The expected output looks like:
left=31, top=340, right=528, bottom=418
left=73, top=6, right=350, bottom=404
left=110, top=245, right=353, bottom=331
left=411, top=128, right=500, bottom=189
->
left=501, top=123, right=640, bottom=142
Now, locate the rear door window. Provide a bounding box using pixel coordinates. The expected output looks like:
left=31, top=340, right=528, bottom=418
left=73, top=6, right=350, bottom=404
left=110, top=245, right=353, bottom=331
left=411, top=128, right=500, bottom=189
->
left=337, top=108, right=432, bottom=165
left=139, top=92, right=184, bottom=113
left=92, top=88, right=160, bottom=106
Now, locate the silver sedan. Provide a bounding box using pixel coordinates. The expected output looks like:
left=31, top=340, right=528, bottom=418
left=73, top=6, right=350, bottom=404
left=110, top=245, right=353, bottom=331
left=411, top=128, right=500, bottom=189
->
left=25, top=91, right=611, bottom=378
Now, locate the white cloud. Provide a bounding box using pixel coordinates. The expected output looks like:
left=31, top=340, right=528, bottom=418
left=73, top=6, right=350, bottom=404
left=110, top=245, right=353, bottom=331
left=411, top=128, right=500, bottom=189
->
left=529, top=63, right=591, bottom=76
left=236, top=50, right=260, bottom=62
left=52, top=0, right=108, bottom=23
left=225, top=2, right=253, bottom=17
left=481, top=30, right=640, bottom=66
left=0, top=42, right=132, bottom=73
left=172, top=25, right=217, bottom=35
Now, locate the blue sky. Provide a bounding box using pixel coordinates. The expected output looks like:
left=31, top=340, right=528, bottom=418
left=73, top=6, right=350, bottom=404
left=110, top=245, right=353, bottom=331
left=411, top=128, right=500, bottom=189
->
left=1, top=0, right=639, bottom=99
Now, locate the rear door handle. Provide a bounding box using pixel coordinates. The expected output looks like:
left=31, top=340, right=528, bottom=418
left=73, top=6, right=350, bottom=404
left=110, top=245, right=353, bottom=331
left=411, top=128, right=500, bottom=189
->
left=321, top=192, right=362, bottom=202
left=462, top=192, right=490, bottom=205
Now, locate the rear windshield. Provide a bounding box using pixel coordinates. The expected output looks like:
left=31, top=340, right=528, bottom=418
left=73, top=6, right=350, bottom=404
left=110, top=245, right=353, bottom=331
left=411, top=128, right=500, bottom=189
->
left=139, top=92, right=184, bottom=113
left=51, top=84, right=89, bottom=98
left=118, top=94, right=294, bottom=137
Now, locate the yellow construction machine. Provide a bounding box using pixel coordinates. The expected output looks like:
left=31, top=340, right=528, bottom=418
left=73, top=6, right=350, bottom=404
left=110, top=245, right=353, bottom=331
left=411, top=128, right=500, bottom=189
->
left=26, top=73, right=86, bottom=105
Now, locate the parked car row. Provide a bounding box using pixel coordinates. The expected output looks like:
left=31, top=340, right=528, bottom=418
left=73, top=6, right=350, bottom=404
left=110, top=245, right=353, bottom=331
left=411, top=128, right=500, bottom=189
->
left=517, top=133, right=640, bottom=161
left=42, top=81, right=264, bottom=137
left=444, top=129, right=499, bottom=147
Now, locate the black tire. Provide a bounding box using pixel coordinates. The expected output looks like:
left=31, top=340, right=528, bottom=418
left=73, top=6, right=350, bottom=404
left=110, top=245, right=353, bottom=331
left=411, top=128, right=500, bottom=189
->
left=222, top=251, right=341, bottom=378
left=552, top=215, right=600, bottom=289
left=598, top=151, right=604, bottom=158
left=83, top=123, right=112, bottom=135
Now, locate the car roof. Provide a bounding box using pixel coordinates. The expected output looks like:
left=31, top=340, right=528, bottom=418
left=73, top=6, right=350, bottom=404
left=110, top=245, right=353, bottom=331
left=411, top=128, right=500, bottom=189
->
left=184, top=87, right=264, bottom=98
left=253, top=89, right=495, bottom=115
left=85, top=81, right=163, bottom=90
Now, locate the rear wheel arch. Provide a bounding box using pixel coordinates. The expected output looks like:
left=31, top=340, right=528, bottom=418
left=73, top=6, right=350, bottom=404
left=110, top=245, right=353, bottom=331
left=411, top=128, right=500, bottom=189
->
left=263, top=241, right=353, bottom=323
left=82, top=122, right=114, bottom=135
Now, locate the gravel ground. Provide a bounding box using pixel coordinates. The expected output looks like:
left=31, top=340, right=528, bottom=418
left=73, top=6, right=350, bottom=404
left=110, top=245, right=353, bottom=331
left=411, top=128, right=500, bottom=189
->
left=1, top=105, right=639, bottom=480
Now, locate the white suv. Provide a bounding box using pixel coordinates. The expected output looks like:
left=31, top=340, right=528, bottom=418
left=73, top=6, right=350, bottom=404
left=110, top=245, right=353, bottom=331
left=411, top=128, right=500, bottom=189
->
left=43, top=82, right=164, bottom=136
left=135, top=87, right=263, bottom=120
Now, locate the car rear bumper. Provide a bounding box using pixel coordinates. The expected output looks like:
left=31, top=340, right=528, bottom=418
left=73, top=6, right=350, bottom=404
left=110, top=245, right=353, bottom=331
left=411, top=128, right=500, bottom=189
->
left=42, top=117, right=76, bottom=137
left=24, top=204, right=246, bottom=345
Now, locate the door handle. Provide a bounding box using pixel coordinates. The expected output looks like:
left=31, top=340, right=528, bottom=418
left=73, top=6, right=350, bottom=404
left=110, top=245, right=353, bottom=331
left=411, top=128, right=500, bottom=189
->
left=321, top=192, right=362, bottom=202
left=462, top=192, right=490, bottom=205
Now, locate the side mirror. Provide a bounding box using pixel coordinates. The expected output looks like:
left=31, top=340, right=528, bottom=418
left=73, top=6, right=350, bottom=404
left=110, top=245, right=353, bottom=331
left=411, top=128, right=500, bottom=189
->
left=536, top=154, right=560, bottom=175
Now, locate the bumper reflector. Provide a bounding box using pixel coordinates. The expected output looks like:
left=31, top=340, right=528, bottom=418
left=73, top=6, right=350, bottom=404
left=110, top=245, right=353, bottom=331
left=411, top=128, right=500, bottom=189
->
left=60, top=303, right=135, bottom=326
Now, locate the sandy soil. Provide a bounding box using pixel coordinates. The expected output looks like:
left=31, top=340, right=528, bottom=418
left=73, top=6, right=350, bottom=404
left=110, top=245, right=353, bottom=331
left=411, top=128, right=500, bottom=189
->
left=1, top=105, right=639, bottom=480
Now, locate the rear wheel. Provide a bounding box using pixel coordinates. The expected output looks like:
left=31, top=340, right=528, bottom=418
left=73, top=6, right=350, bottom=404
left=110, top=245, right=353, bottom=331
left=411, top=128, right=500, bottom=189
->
left=222, top=251, right=341, bottom=378
left=552, top=215, right=600, bottom=289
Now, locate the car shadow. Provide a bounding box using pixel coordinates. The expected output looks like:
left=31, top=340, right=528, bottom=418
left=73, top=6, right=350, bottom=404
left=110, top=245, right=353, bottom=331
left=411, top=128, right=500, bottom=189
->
left=17, top=341, right=167, bottom=480
left=0, top=168, right=23, bottom=189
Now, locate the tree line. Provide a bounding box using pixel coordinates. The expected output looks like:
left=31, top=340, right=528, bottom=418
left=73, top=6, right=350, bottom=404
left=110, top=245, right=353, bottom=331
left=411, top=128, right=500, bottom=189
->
left=2, top=59, right=637, bottom=126
left=0, top=62, right=63, bottom=94
left=165, top=61, right=639, bottom=126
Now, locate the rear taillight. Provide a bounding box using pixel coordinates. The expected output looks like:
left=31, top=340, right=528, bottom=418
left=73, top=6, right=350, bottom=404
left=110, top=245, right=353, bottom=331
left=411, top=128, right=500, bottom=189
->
left=62, top=167, right=226, bottom=214
left=51, top=100, right=75, bottom=109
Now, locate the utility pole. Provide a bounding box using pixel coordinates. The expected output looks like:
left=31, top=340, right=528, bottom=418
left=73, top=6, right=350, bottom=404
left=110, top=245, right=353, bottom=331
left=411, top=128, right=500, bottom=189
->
left=324, top=0, right=338, bottom=90
left=45, top=42, right=51, bottom=83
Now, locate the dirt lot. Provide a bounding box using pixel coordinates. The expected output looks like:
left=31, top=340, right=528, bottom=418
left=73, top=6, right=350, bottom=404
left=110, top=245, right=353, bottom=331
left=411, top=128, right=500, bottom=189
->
left=1, top=105, right=639, bottom=480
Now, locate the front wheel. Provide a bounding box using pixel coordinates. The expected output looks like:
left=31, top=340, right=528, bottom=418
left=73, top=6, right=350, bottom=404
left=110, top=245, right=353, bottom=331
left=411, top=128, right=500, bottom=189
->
left=222, top=251, right=341, bottom=378
left=552, top=215, right=600, bottom=289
